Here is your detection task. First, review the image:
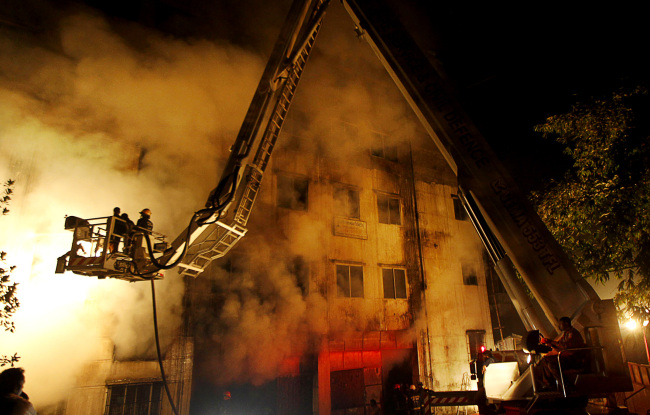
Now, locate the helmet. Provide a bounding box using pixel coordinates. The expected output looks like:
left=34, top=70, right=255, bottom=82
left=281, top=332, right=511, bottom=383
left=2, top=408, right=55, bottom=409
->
left=410, top=385, right=416, bottom=390
left=140, top=208, right=151, bottom=216
left=223, top=391, right=231, bottom=400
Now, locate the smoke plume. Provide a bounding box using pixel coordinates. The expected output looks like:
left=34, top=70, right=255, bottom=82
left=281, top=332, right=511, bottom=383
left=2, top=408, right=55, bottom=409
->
left=0, top=2, right=265, bottom=406
left=0, top=0, right=423, bottom=406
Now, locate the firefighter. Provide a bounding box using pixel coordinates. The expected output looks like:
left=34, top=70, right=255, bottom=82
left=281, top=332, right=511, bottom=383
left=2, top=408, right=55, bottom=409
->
left=407, top=384, right=422, bottom=415
left=136, top=208, right=153, bottom=233
left=109, top=207, right=125, bottom=253
left=389, top=384, right=407, bottom=415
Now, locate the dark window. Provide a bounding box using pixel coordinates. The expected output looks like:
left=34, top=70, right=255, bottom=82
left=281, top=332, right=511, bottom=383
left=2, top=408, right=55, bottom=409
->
left=336, top=265, right=364, bottom=298
left=452, top=195, right=468, bottom=221
left=466, top=330, right=486, bottom=360
left=277, top=175, right=309, bottom=210
left=371, top=132, right=398, bottom=162
left=333, top=187, right=360, bottom=219
left=289, top=255, right=309, bottom=296
left=106, top=382, right=163, bottom=415
left=462, top=262, right=478, bottom=286
left=382, top=268, right=407, bottom=299
left=377, top=195, right=401, bottom=225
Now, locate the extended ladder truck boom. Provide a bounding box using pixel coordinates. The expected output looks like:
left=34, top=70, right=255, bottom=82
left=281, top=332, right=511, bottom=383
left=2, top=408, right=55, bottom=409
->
left=57, top=0, right=632, bottom=412
left=57, top=0, right=330, bottom=281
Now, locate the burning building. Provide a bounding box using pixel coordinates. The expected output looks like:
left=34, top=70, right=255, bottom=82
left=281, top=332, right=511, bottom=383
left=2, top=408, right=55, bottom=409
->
left=0, top=1, right=509, bottom=414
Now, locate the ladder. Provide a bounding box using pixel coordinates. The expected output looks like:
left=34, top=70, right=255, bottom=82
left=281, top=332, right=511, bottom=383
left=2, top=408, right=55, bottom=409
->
left=178, top=1, right=325, bottom=277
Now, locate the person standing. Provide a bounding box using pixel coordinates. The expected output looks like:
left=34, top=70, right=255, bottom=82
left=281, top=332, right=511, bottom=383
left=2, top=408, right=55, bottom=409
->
left=0, top=367, right=37, bottom=415
left=407, top=384, right=422, bottom=415
left=109, top=207, right=125, bottom=253
left=136, top=209, right=153, bottom=233
left=389, top=384, right=407, bottom=415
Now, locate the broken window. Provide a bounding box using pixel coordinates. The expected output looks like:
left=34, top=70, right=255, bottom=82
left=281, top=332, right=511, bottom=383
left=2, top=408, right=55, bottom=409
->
left=371, top=132, right=398, bottom=161
left=105, top=382, right=163, bottom=415
left=462, top=262, right=478, bottom=286
left=336, top=264, right=364, bottom=298
left=277, top=174, right=309, bottom=210
left=452, top=194, right=469, bottom=221
left=377, top=194, right=401, bottom=225
left=333, top=186, right=360, bottom=219
left=382, top=268, right=407, bottom=299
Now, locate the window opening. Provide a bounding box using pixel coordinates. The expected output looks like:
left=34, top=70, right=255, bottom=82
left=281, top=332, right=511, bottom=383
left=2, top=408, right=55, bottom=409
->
left=382, top=268, right=407, bottom=299
left=277, top=175, right=309, bottom=210
left=333, top=187, right=360, bottom=219
left=452, top=194, right=469, bottom=221
left=462, top=262, right=478, bottom=286
left=377, top=195, right=401, bottom=225
left=466, top=330, right=486, bottom=361
left=105, top=382, right=163, bottom=415
left=371, top=132, right=398, bottom=162
left=336, top=264, right=364, bottom=298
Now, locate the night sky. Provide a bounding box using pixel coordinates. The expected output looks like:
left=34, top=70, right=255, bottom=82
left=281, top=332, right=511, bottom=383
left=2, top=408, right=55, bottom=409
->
left=72, top=1, right=650, bottom=192
left=5, top=0, right=648, bottom=193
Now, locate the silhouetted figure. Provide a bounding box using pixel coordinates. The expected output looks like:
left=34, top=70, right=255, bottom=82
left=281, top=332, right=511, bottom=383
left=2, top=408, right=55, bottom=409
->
left=368, top=398, right=381, bottom=415
left=0, top=367, right=36, bottom=415
left=120, top=213, right=135, bottom=253
left=407, top=384, right=422, bottom=415
left=538, top=317, right=586, bottom=390
left=389, top=384, right=407, bottom=415
left=109, top=207, right=125, bottom=253
left=136, top=208, right=153, bottom=233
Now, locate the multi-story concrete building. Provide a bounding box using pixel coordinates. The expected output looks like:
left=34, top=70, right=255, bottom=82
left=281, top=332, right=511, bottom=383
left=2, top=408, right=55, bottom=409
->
left=184, top=97, right=494, bottom=414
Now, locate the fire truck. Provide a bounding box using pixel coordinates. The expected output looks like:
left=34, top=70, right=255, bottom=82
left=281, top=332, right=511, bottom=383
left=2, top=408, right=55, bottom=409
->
left=55, top=0, right=633, bottom=413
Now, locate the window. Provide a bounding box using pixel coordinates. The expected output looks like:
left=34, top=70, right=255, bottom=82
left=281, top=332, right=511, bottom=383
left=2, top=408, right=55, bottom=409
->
left=466, top=330, right=486, bottom=360
left=377, top=194, right=401, bottom=225
left=277, top=174, right=309, bottom=210
left=333, top=187, right=360, bottom=219
left=382, top=268, right=407, bottom=299
left=289, top=255, right=309, bottom=296
left=452, top=195, right=468, bottom=221
left=105, top=382, right=163, bottom=415
left=336, top=264, right=364, bottom=298
left=371, top=132, right=398, bottom=161
left=462, top=262, right=478, bottom=286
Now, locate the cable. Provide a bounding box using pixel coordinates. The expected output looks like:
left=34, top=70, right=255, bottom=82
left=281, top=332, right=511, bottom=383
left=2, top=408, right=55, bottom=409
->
left=151, top=279, right=180, bottom=415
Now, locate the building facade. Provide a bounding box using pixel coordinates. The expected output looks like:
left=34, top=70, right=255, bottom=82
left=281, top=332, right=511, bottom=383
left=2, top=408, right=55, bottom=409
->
left=187, top=107, right=495, bottom=414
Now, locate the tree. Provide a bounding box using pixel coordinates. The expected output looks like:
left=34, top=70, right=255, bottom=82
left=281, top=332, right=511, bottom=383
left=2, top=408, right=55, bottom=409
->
left=531, top=86, right=650, bottom=321
left=1, top=179, right=20, bottom=366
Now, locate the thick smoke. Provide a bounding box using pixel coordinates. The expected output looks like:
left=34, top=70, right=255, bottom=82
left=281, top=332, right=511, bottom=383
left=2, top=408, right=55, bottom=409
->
left=0, top=3, right=265, bottom=407
left=190, top=2, right=424, bottom=388
left=1, top=0, right=426, bottom=406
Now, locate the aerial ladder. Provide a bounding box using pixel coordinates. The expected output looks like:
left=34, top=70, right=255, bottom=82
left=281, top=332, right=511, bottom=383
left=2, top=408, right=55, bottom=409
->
left=56, top=0, right=632, bottom=412
left=57, top=0, right=330, bottom=281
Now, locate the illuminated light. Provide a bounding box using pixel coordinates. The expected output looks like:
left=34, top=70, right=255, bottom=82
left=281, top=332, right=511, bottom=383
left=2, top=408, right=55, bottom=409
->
left=625, top=319, right=638, bottom=330
left=479, top=345, right=486, bottom=353
left=526, top=354, right=531, bottom=364
left=644, top=320, right=649, bottom=327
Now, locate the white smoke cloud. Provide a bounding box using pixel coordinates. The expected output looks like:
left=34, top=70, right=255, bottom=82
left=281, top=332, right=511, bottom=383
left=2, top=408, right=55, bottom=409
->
left=0, top=5, right=266, bottom=407
left=1, top=0, right=428, bottom=406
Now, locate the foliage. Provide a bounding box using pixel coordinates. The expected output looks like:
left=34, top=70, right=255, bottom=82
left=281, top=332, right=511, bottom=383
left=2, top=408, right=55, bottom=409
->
left=531, top=86, right=650, bottom=320
left=1, top=179, right=20, bottom=366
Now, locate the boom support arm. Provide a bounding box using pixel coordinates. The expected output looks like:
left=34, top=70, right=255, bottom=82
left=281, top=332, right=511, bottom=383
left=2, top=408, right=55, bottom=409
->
left=341, top=0, right=598, bottom=334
